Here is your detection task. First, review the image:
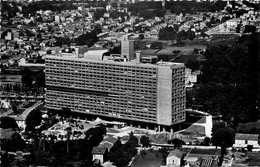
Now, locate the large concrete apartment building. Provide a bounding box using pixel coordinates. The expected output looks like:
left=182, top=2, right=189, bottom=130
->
left=45, top=37, right=185, bottom=131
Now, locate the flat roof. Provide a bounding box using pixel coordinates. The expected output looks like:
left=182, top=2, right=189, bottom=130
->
left=46, top=54, right=185, bottom=69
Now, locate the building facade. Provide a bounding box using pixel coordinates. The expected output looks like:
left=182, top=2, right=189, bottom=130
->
left=45, top=53, right=185, bottom=129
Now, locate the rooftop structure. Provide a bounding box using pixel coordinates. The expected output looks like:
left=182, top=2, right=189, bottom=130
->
left=121, top=35, right=134, bottom=61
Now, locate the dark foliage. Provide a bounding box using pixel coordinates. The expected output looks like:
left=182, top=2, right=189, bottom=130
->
left=108, top=132, right=138, bottom=167
left=1, top=133, right=26, bottom=152
left=212, top=122, right=226, bottom=135
left=93, top=9, right=105, bottom=20
left=25, top=109, right=42, bottom=132
left=140, top=135, right=150, bottom=147
left=21, top=68, right=33, bottom=90
left=168, top=138, right=185, bottom=148
left=203, top=137, right=211, bottom=146
left=186, top=59, right=200, bottom=72
left=75, top=31, right=99, bottom=47
left=247, top=145, right=253, bottom=151
left=211, top=127, right=235, bottom=166
left=22, top=1, right=77, bottom=17
left=194, top=34, right=259, bottom=123
left=0, top=117, right=19, bottom=129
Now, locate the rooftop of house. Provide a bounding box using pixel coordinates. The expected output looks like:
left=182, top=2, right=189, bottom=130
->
left=184, top=149, right=219, bottom=167
left=167, top=149, right=184, bottom=159
left=92, top=147, right=107, bottom=155
left=101, top=136, right=118, bottom=145
left=189, top=148, right=219, bottom=155
left=99, top=142, right=114, bottom=151
left=235, top=133, right=259, bottom=141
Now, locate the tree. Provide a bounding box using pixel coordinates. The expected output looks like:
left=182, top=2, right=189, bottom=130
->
left=140, top=135, right=150, bottom=147
left=110, top=139, right=122, bottom=153
left=211, top=127, right=235, bottom=166
left=25, top=109, right=42, bottom=132
left=21, top=68, right=33, bottom=90
left=94, top=24, right=102, bottom=34
left=65, top=127, right=72, bottom=153
left=85, top=126, right=107, bottom=146
left=128, top=131, right=138, bottom=148
left=33, top=150, right=55, bottom=166
left=12, top=105, right=19, bottom=114
left=168, top=138, right=185, bottom=148
left=203, top=137, right=211, bottom=146
left=1, top=151, right=10, bottom=167
left=186, top=59, right=200, bottom=72
left=109, top=132, right=138, bottom=167
left=193, top=34, right=259, bottom=123
left=0, top=117, right=19, bottom=129
left=247, top=145, right=253, bottom=151
left=140, top=149, right=147, bottom=158
left=1, top=133, right=26, bottom=151
left=139, top=34, right=144, bottom=41
left=60, top=107, right=71, bottom=119
left=35, top=70, right=45, bottom=88
left=193, top=48, right=199, bottom=54
left=93, top=9, right=105, bottom=20
left=75, top=30, right=98, bottom=47
left=212, top=122, right=226, bottom=135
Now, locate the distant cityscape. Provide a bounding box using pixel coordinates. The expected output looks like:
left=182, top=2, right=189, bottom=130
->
left=0, top=0, right=260, bottom=167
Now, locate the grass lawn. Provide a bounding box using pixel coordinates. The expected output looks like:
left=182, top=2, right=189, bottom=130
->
left=232, top=151, right=260, bottom=167
left=245, top=152, right=260, bottom=166
left=131, top=150, right=163, bottom=167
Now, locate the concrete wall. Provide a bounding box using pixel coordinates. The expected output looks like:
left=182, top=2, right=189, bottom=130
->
left=93, top=154, right=104, bottom=164
left=157, top=66, right=172, bottom=126
left=167, top=156, right=181, bottom=166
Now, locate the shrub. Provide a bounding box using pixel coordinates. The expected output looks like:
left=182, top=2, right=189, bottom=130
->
left=247, top=145, right=253, bottom=151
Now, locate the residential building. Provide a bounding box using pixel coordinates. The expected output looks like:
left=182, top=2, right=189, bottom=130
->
left=98, top=135, right=118, bottom=152
left=166, top=149, right=184, bottom=166
left=184, top=148, right=219, bottom=167
left=92, top=147, right=108, bottom=165
left=234, top=133, right=260, bottom=148
left=45, top=39, right=185, bottom=131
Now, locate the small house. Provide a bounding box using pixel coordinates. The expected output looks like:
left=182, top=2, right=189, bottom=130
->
left=234, top=133, right=259, bottom=148
left=92, top=147, right=108, bottom=164
left=98, top=136, right=118, bottom=152
left=167, top=149, right=184, bottom=166
left=184, top=148, right=219, bottom=167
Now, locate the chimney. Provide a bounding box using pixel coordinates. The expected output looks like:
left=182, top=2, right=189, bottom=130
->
left=75, top=47, right=80, bottom=57
left=136, top=51, right=141, bottom=63
left=55, top=47, right=60, bottom=55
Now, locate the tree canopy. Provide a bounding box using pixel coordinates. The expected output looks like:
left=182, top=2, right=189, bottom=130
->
left=211, top=127, right=235, bottom=166
left=1, top=133, right=26, bottom=152
left=194, top=33, right=259, bottom=123
left=0, top=117, right=19, bottom=129
left=75, top=30, right=99, bottom=47
left=140, top=135, right=150, bottom=147
left=25, top=109, right=42, bottom=132
left=108, top=132, right=138, bottom=167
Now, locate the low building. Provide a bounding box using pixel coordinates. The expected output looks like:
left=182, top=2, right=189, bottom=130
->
left=184, top=148, right=219, bottom=167
left=166, top=149, right=184, bottom=166
left=234, top=133, right=260, bottom=148
left=14, top=115, right=26, bottom=130
left=92, top=147, right=108, bottom=164
left=98, top=135, right=118, bottom=152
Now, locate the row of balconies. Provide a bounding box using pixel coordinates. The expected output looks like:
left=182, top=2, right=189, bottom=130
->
left=46, top=100, right=157, bottom=122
